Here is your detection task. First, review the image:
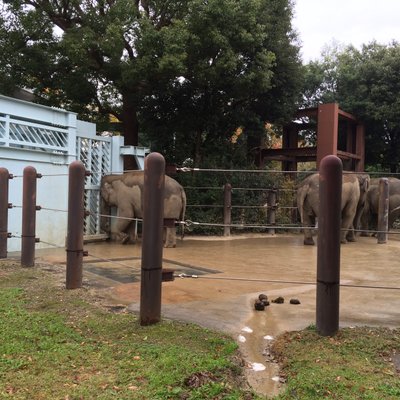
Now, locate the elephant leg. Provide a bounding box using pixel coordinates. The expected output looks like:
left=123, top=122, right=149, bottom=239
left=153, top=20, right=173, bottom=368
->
left=302, top=213, right=315, bottom=245
left=346, top=226, right=356, bottom=242
left=164, top=227, right=177, bottom=248
left=371, top=215, right=378, bottom=236
left=341, top=207, right=357, bottom=244
left=340, top=226, right=348, bottom=244
left=100, top=201, right=111, bottom=234
left=358, top=207, right=371, bottom=237
left=125, top=220, right=138, bottom=244
left=115, top=218, right=133, bottom=244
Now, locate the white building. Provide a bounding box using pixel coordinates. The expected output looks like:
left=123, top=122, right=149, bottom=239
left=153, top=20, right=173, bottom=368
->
left=0, top=94, right=148, bottom=252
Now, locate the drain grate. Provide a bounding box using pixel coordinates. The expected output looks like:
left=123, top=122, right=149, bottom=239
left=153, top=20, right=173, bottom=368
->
left=82, top=257, right=220, bottom=284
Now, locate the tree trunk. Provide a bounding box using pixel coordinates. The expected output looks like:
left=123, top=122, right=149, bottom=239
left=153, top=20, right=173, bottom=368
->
left=194, top=130, right=203, bottom=167
left=122, top=95, right=139, bottom=171
left=388, top=137, right=399, bottom=173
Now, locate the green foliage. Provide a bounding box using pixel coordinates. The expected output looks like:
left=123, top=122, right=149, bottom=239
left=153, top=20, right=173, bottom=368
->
left=141, top=0, right=303, bottom=166
left=0, top=0, right=303, bottom=164
left=175, top=165, right=298, bottom=235
left=302, top=41, right=400, bottom=172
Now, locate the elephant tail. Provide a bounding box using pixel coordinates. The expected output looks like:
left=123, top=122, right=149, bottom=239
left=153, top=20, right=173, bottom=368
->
left=180, top=188, right=187, bottom=240
left=296, top=183, right=309, bottom=223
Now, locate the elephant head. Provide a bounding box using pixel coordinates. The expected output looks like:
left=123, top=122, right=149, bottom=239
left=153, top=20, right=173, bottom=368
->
left=100, top=181, right=118, bottom=206
left=357, top=174, right=370, bottom=202
left=100, top=177, right=142, bottom=243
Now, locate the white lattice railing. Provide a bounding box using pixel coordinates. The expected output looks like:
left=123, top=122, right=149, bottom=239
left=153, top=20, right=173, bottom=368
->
left=0, top=114, right=70, bottom=153
left=77, top=135, right=112, bottom=236
left=0, top=95, right=76, bottom=155
left=78, top=137, right=112, bottom=185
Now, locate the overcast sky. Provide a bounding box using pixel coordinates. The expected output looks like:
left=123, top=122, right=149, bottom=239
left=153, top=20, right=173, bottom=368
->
left=292, top=0, right=400, bottom=62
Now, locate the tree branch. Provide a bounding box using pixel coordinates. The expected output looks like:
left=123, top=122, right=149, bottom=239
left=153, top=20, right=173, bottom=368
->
left=123, top=37, right=135, bottom=60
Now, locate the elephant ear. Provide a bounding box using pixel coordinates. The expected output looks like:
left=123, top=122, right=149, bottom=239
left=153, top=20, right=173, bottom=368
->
left=101, top=181, right=116, bottom=204
left=358, top=175, right=370, bottom=193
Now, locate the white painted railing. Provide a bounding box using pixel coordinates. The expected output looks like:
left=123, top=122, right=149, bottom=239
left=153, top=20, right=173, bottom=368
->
left=0, top=95, right=75, bottom=156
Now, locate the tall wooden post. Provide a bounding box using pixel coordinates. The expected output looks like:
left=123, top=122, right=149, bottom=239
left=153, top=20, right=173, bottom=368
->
left=0, top=168, right=11, bottom=258
left=140, top=152, right=165, bottom=326
left=223, top=183, right=231, bottom=236
left=316, top=155, right=342, bottom=336
left=21, top=166, right=39, bottom=267
left=267, top=190, right=277, bottom=235
left=66, top=161, right=86, bottom=289
left=377, top=178, right=389, bottom=244
left=316, top=103, right=339, bottom=169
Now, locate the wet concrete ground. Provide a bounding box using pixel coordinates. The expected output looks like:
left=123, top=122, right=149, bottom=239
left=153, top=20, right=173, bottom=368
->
left=19, top=233, right=400, bottom=398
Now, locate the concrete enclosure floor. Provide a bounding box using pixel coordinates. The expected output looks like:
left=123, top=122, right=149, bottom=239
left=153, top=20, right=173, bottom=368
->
left=18, top=233, right=400, bottom=397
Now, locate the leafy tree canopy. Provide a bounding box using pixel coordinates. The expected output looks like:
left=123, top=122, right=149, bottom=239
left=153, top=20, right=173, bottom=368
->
left=302, top=41, right=400, bottom=172
left=0, top=0, right=303, bottom=167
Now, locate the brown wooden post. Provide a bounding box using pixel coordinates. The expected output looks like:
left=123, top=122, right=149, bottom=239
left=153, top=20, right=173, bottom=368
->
left=316, top=155, right=342, bottom=336
left=0, top=168, right=11, bottom=258
left=282, top=124, right=299, bottom=172
left=140, top=152, right=165, bottom=326
left=21, top=166, right=40, bottom=267
left=267, top=190, right=277, bottom=235
left=223, top=183, right=231, bottom=236
left=377, top=178, right=389, bottom=244
left=316, top=103, right=339, bottom=169
left=66, top=161, right=86, bottom=289
left=345, top=122, right=354, bottom=155
left=355, top=124, right=365, bottom=172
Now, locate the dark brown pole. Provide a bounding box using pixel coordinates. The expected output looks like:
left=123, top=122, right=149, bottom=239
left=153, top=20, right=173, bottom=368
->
left=66, top=161, right=86, bottom=289
left=377, top=178, right=389, bottom=244
left=223, top=183, right=231, bottom=236
left=140, top=152, right=165, bottom=325
left=21, top=166, right=39, bottom=267
left=0, top=168, right=11, bottom=258
left=316, top=155, right=342, bottom=336
left=267, top=190, right=277, bottom=235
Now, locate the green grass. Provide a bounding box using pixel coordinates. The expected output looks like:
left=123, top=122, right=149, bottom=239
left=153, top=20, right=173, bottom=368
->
left=272, top=325, right=400, bottom=400
left=0, top=261, right=256, bottom=399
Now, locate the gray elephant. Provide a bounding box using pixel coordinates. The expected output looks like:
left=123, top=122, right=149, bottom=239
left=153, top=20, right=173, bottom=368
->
left=360, top=177, right=400, bottom=235
left=297, top=173, right=370, bottom=245
left=100, top=171, right=186, bottom=247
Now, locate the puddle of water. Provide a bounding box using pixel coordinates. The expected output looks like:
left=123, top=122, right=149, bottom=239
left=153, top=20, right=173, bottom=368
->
left=237, top=310, right=284, bottom=398
left=238, top=335, right=246, bottom=343
left=249, top=362, right=266, bottom=372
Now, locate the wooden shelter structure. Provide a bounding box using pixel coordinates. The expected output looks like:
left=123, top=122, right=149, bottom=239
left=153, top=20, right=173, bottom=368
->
left=256, top=103, right=365, bottom=172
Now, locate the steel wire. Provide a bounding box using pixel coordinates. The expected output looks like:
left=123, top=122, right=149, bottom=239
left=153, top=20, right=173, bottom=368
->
left=40, top=207, right=68, bottom=213
left=176, top=273, right=400, bottom=291
left=9, top=203, right=399, bottom=236
left=97, top=213, right=143, bottom=222
left=177, top=167, right=313, bottom=174
left=176, top=166, right=400, bottom=178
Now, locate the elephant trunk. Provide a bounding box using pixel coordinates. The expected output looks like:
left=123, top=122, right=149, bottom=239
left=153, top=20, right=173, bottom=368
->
left=180, top=188, right=187, bottom=240
left=99, top=184, right=111, bottom=234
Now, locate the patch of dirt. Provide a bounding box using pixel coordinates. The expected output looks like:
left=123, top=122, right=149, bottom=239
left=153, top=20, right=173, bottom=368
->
left=0, top=258, right=124, bottom=316
left=184, top=371, right=217, bottom=388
